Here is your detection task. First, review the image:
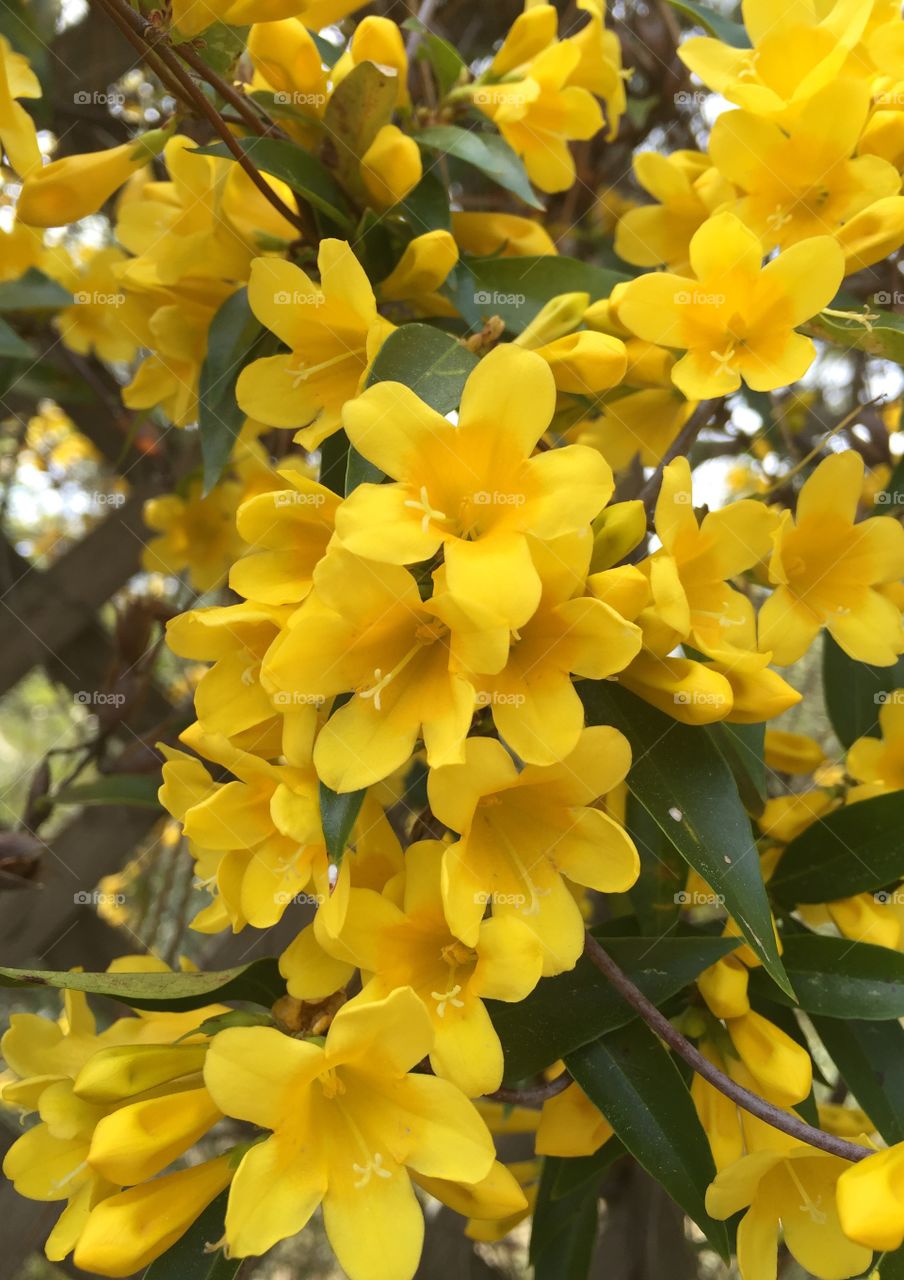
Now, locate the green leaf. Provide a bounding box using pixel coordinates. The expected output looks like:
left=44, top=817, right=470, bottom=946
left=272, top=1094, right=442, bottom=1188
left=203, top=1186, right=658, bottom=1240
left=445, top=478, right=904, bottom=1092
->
left=143, top=1190, right=238, bottom=1279
left=823, top=632, right=904, bottom=749
left=319, top=429, right=351, bottom=497
left=0, top=957, right=285, bottom=1011
left=320, top=61, right=398, bottom=198
left=770, top=791, right=904, bottom=905
left=550, top=1139, right=625, bottom=1200
left=666, top=0, right=750, bottom=46
left=706, top=721, right=766, bottom=817
left=567, top=1020, right=730, bottom=1258
left=0, top=267, right=72, bottom=311
left=197, top=287, right=262, bottom=493
left=875, top=1246, right=904, bottom=1279
left=750, top=933, right=904, bottom=1019
left=183, top=22, right=247, bottom=76
left=813, top=1015, right=904, bottom=1145
left=403, top=18, right=466, bottom=97
left=56, top=774, right=162, bottom=809
left=530, top=1157, right=601, bottom=1280
left=805, top=306, right=904, bottom=365
left=0, top=317, right=33, bottom=358
left=365, top=322, right=478, bottom=413
left=416, top=124, right=543, bottom=210
left=625, top=789, right=685, bottom=935
left=193, top=138, right=354, bottom=231
left=582, top=681, right=791, bottom=994
left=319, top=780, right=365, bottom=866
left=308, top=28, right=344, bottom=68
left=489, top=934, right=738, bottom=1083
left=396, top=171, right=451, bottom=233
left=445, top=253, right=629, bottom=333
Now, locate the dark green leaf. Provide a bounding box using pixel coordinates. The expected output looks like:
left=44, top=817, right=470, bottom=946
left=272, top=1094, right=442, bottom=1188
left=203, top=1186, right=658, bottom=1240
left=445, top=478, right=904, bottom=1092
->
left=0, top=267, right=72, bottom=311
left=184, top=22, right=247, bottom=76
left=320, top=780, right=365, bottom=865
left=320, top=61, right=398, bottom=198
left=308, top=28, right=344, bottom=68
left=550, top=1138, right=625, bottom=1200
left=813, top=1015, right=904, bottom=1145
left=770, top=791, right=904, bottom=905
left=875, top=1246, right=904, bottom=1279
left=403, top=19, right=466, bottom=96
left=582, top=682, right=790, bottom=994
left=365, top=322, right=478, bottom=413
left=445, top=254, right=629, bottom=333
left=567, top=1020, right=729, bottom=1258
left=490, top=934, right=738, bottom=1083
left=193, top=138, right=354, bottom=230
left=706, top=721, right=766, bottom=817
left=750, top=933, right=904, bottom=1019
left=823, top=632, right=904, bottom=749
left=143, top=1190, right=238, bottom=1279
left=197, top=288, right=262, bottom=493
left=625, top=790, right=684, bottom=935
left=56, top=774, right=162, bottom=809
left=0, top=317, right=33, bottom=358
left=416, top=124, right=543, bottom=210
left=0, top=957, right=285, bottom=1011
left=667, top=0, right=749, bottom=45
left=397, top=171, right=451, bottom=233
left=319, top=429, right=351, bottom=497
left=345, top=447, right=383, bottom=493
left=530, top=1157, right=600, bottom=1280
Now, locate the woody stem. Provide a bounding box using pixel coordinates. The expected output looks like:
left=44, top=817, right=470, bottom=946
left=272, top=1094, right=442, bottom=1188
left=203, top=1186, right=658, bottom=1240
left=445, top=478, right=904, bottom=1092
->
left=583, top=932, right=871, bottom=1164
left=636, top=396, right=724, bottom=516
left=488, top=1073, right=573, bottom=1106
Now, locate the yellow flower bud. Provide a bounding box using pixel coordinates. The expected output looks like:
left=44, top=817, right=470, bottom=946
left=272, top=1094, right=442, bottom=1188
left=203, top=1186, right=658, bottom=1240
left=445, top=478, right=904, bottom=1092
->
left=379, top=229, right=458, bottom=301
left=17, top=135, right=167, bottom=228
left=697, top=955, right=750, bottom=1019
left=514, top=292, right=590, bottom=349
left=361, top=124, right=422, bottom=209
left=74, top=1043, right=208, bottom=1104
left=452, top=211, right=557, bottom=258
left=588, top=500, right=646, bottom=572
left=764, top=729, right=827, bottom=775
left=725, top=1009, right=812, bottom=1107
left=531, top=330, right=627, bottom=394
left=837, top=1142, right=904, bottom=1252
left=835, top=195, right=904, bottom=274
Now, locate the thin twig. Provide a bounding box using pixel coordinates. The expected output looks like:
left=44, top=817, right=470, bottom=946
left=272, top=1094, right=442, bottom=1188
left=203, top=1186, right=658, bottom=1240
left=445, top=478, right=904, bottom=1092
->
left=636, top=397, right=722, bottom=515
left=488, top=1073, right=573, bottom=1107
left=583, top=933, right=871, bottom=1163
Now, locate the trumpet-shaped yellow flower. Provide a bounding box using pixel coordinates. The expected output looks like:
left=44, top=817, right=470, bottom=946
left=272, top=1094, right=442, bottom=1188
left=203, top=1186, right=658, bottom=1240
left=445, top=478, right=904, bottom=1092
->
left=378, top=230, right=459, bottom=304
left=615, top=213, right=845, bottom=399
left=263, top=549, right=482, bottom=791
left=337, top=344, right=613, bottom=631
left=706, top=1144, right=871, bottom=1280
left=17, top=136, right=162, bottom=228
left=335, top=15, right=409, bottom=108
left=724, top=1009, right=813, bottom=1108
left=0, top=35, right=41, bottom=176
left=837, top=1141, right=904, bottom=1251
left=428, top=727, right=639, bottom=975
left=535, top=1081, right=614, bottom=1156
left=237, top=241, right=394, bottom=448
left=142, top=479, right=245, bottom=593
left=615, top=150, right=734, bottom=273
left=847, top=692, right=904, bottom=797
left=361, top=125, right=423, bottom=209
left=759, top=451, right=904, bottom=665
left=230, top=468, right=338, bottom=605
left=203, top=987, right=496, bottom=1277
left=301, top=839, right=545, bottom=1096
left=764, top=729, right=827, bottom=775
left=709, top=82, right=901, bottom=252
left=452, top=211, right=557, bottom=258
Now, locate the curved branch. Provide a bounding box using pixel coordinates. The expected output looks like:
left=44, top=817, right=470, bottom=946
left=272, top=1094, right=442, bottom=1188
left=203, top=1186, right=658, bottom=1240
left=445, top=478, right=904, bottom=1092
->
left=583, top=932, right=871, bottom=1164
left=487, top=1072, right=573, bottom=1107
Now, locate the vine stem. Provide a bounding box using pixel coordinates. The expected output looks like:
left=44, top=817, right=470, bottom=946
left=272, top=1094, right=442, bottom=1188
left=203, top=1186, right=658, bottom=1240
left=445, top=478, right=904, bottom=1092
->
left=488, top=1073, right=572, bottom=1107
left=636, top=396, right=723, bottom=515
left=91, top=0, right=314, bottom=240
left=583, top=933, right=872, bottom=1163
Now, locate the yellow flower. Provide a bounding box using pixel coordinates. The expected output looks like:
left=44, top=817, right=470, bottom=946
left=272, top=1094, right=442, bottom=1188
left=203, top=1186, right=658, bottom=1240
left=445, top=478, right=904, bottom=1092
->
left=837, top=1141, right=904, bottom=1251
left=73, top=1155, right=233, bottom=1278
left=706, top=1145, right=871, bottom=1280
left=334, top=15, right=409, bottom=108
left=236, top=241, right=394, bottom=448
left=576, top=389, right=693, bottom=471
left=378, top=230, right=459, bottom=304
left=615, top=150, right=734, bottom=272
left=759, top=451, right=904, bottom=665
left=709, top=82, right=900, bottom=252
left=428, top=726, right=639, bottom=975
left=263, top=548, right=481, bottom=791
left=615, top=212, right=845, bottom=399
left=142, top=478, right=245, bottom=593
left=52, top=248, right=142, bottom=363
left=451, top=211, right=557, bottom=258
left=0, top=35, right=41, bottom=176
left=17, top=136, right=159, bottom=228
left=764, top=729, right=827, bottom=775
left=248, top=18, right=328, bottom=144
left=697, top=954, right=750, bottom=1020
left=724, top=1009, right=813, bottom=1108
left=302, top=839, right=545, bottom=1096
left=361, top=125, right=423, bottom=209
left=535, top=1081, right=614, bottom=1155
left=337, top=344, right=613, bottom=631
left=847, top=692, right=904, bottom=797
left=230, top=467, right=339, bottom=605
left=203, top=988, right=495, bottom=1277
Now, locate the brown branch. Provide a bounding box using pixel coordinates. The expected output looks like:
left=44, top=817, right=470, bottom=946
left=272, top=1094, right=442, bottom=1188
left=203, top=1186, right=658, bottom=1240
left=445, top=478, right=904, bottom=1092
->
left=487, top=1072, right=573, bottom=1107
left=583, top=933, right=871, bottom=1163
left=636, top=396, right=723, bottom=515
